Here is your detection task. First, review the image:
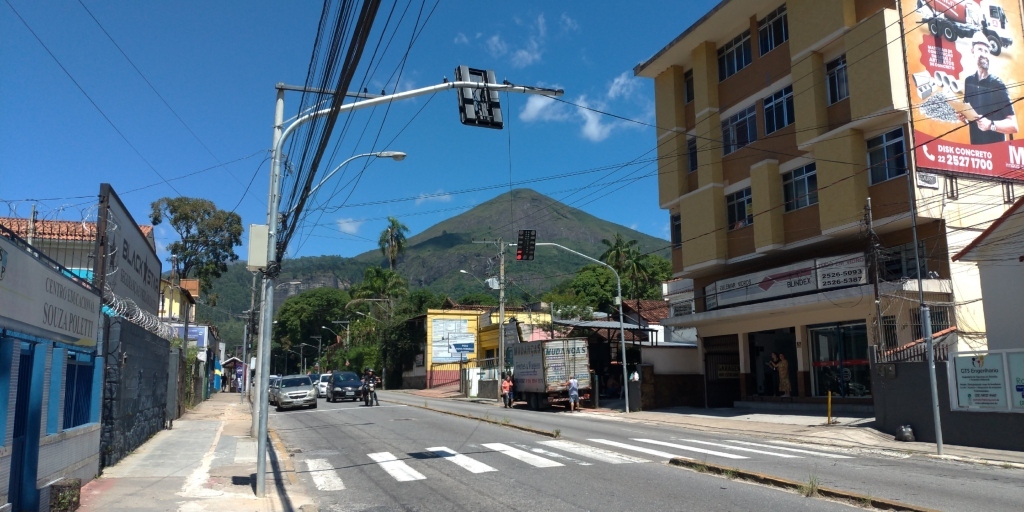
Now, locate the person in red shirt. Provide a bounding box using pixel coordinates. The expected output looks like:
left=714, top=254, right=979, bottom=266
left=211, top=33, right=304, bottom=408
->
left=501, top=375, right=512, bottom=408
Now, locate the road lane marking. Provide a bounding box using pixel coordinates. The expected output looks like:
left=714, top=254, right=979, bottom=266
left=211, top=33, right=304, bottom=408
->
left=482, top=443, right=563, bottom=468
left=725, top=441, right=852, bottom=458
left=426, top=447, right=497, bottom=474
left=305, top=459, right=345, bottom=491
left=511, top=443, right=593, bottom=466
left=632, top=439, right=747, bottom=460
left=678, top=439, right=801, bottom=458
left=539, top=440, right=649, bottom=464
left=269, top=404, right=407, bottom=416
left=367, top=452, right=427, bottom=482
left=590, top=439, right=691, bottom=460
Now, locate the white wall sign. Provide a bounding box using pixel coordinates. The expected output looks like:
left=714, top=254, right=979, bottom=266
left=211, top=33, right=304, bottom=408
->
left=712, top=260, right=817, bottom=308
left=99, top=184, right=161, bottom=315
left=954, top=354, right=1006, bottom=409
left=816, top=254, right=868, bottom=290
left=1009, top=352, right=1024, bottom=411
left=0, top=236, right=100, bottom=347
left=431, top=318, right=468, bottom=363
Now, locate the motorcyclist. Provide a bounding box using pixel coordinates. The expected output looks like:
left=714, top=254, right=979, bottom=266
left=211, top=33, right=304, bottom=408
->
left=362, top=367, right=381, bottom=405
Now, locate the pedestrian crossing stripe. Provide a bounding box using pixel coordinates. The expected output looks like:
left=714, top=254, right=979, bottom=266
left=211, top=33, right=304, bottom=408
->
left=725, top=441, right=852, bottom=458
left=678, top=439, right=800, bottom=458
left=367, top=452, right=427, bottom=481
left=482, top=443, right=564, bottom=468
left=633, top=439, right=747, bottom=459
left=589, top=439, right=691, bottom=460
left=538, top=440, right=649, bottom=464
left=511, top=443, right=593, bottom=466
left=305, top=459, right=345, bottom=491
left=427, top=447, right=497, bottom=473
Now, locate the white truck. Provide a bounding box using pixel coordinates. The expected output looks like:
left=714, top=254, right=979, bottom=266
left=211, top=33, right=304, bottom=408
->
left=511, top=338, right=591, bottom=410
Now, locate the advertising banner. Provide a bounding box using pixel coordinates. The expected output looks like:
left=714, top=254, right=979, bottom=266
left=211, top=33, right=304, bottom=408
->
left=903, top=0, right=1024, bottom=181
left=708, top=260, right=817, bottom=309
left=1010, top=352, right=1024, bottom=410
left=0, top=236, right=100, bottom=347
left=816, top=254, right=868, bottom=290
left=171, top=325, right=209, bottom=348
left=97, top=184, right=162, bottom=315
left=430, top=318, right=468, bottom=363
left=953, top=353, right=1006, bottom=409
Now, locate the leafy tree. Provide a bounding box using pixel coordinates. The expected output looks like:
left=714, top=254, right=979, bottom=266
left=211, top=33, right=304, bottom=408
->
left=622, top=248, right=654, bottom=300
left=150, top=197, right=243, bottom=294
left=599, top=232, right=638, bottom=275
left=272, top=287, right=351, bottom=369
left=567, top=264, right=617, bottom=313
left=458, top=292, right=498, bottom=306
left=378, top=216, right=409, bottom=270
left=396, top=289, right=447, bottom=317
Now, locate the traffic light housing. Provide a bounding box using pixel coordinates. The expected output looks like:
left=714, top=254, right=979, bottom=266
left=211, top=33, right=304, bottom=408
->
left=516, top=230, right=536, bottom=260
left=454, top=66, right=503, bottom=129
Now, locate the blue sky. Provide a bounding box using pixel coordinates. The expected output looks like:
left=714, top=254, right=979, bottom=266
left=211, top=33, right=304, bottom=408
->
left=1, top=0, right=709, bottom=263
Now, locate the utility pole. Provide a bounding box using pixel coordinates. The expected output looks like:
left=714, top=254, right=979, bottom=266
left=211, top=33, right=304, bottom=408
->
left=499, top=238, right=506, bottom=379
left=866, top=198, right=884, bottom=352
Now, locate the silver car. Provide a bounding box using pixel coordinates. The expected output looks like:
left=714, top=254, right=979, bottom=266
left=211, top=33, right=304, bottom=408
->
left=267, top=377, right=281, bottom=405
left=275, top=375, right=318, bottom=411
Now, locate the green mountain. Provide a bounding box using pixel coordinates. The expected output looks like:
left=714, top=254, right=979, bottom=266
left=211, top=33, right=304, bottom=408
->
left=196, top=188, right=669, bottom=343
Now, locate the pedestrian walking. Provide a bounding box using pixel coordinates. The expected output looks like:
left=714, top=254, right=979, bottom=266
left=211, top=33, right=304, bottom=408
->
left=776, top=353, right=792, bottom=398
left=501, top=375, right=512, bottom=408
left=567, top=375, right=579, bottom=412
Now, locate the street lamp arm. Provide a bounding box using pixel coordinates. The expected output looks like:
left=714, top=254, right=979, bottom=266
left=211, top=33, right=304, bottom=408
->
left=534, top=242, right=631, bottom=414
left=294, top=152, right=406, bottom=214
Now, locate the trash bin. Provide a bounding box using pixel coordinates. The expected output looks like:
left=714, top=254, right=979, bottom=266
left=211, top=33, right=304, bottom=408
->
left=627, top=381, right=641, bottom=412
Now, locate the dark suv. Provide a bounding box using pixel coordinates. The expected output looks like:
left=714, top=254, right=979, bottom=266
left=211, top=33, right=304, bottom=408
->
left=326, top=371, right=364, bottom=402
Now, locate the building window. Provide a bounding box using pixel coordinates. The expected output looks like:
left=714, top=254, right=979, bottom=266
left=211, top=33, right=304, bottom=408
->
left=881, top=315, right=898, bottom=350
left=782, top=163, right=818, bottom=211
left=670, top=213, right=682, bottom=248
left=945, top=175, right=959, bottom=199
left=63, top=352, right=94, bottom=429
left=763, top=85, right=794, bottom=135
left=758, top=4, right=789, bottom=56
left=684, top=69, right=694, bottom=104
left=721, top=105, right=757, bottom=155
left=1003, top=182, right=1015, bottom=203
left=826, top=55, right=849, bottom=104
left=879, top=242, right=927, bottom=281
left=912, top=306, right=953, bottom=341
left=687, top=136, right=698, bottom=173
left=867, top=128, right=907, bottom=185
left=726, top=187, right=753, bottom=230
left=718, top=30, right=753, bottom=81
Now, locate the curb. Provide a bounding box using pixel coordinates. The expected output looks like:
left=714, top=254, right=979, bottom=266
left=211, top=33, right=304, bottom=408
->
left=268, top=429, right=298, bottom=485
left=668, top=458, right=940, bottom=512
left=390, top=400, right=559, bottom=438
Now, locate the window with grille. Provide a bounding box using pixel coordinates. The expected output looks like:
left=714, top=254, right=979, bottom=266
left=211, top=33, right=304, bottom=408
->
left=758, top=5, right=789, bottom=56
left=684, top=69, right=694, bottom=103
left=763, top=85, right=794, bottom=135
left=1003, top=182, right=1015, bottom=203
left=63, top=352, right=94, bottom=429
left=879, top=242, right=927, bottom=280
left=721, top=105, right=757, bottom=155
left=782, top=163, right=818, bottom=211
left=912, top=306, right=953, bottom=341
left=687, top=136, right=698, bottom=173
left=718, top=30, right=752, bottom=81
left=881, top=315, right=898, bottom=350
left=867, top=128, right=907, bottom=184
left=826, top=55, right=849, bottom=104
left=726, top=187, right=753, bottom=230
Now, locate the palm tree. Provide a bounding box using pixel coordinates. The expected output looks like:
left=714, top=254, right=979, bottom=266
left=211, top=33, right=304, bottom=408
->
left=378, top=217, right=409, bottom=270
left=599, top=232, right=638, bottom=275
left=621, top=248, right=654, bottom=300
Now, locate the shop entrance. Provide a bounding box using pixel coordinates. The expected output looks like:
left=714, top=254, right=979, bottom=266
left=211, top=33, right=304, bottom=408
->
left=703, top=335, right=740, bottom=407
left=808, top=322, right=871, bottom=397
left=748, top=328, right=797, bottom=397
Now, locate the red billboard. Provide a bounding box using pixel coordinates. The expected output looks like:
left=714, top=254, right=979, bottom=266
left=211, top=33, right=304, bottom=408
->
left=904, top=0, right=1024, bottom=181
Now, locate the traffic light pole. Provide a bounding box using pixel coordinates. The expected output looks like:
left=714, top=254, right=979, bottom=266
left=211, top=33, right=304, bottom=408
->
left=499, top=240, right=506, bottom=380
left=254, top=79, right=563, bottom=495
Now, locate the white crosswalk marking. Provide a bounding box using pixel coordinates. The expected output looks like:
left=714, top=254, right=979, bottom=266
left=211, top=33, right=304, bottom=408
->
left=539, top=440, right=649, bottom=464
left=725, top=441, right=852, bottom=458
left=305, top=459, right=345, bottom=491
left=633, top=439, right=748, bottom=460
left=678, top=439, right=801, bottom=458
left=511, top=443, right=593, bottom=466
left=368, top=452, right=427, bottom=481
left=589, top=439, right=691, bottom=460
left=427, top=447, right=497, bottom=474
left=482, top=443, right=563, bottom=468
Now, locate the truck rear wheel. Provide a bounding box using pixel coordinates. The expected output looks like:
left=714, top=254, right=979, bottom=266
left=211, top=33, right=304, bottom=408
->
left=942, top=22, right=957, bottom=42
left=987, top=33, right=1002, bottom=56
left=928, top=20, right=939, bottom=36
left=528, top=393, right=540, bottom=410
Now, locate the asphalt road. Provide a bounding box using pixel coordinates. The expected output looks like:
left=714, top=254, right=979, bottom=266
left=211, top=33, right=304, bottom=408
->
left=270, top=395, right=866, bottom=512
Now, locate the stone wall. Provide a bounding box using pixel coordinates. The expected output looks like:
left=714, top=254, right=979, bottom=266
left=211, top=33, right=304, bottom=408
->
left=873, top=361, right=1024, bottom=451
left=100, top=318, right=170, bottom=469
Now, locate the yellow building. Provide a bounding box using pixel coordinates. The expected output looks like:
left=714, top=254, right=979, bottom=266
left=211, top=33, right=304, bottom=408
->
left=158, top=278, right=198, bottom=324
left=635, top=0, right=1017, bottom=407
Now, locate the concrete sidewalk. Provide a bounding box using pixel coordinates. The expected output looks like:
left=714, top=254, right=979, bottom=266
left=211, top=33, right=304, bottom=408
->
left=400, top=388, right=1024, bottom=467
left=80, top=392, right=314, bottom=512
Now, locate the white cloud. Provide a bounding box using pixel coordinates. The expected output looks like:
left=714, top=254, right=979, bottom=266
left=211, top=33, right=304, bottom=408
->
left=486, top=34, right=508, bottom=57
left=415, top=189, right=453, bottom=206
left=560, top=13, right=579, bottom=32
left=607, top=71, right=639, bottom=100
left=576, top=96, right=613, bottom=142
left=335, top=218, right=364, bottom=235
left=519, top=93, right=570, bottom=122
left=630, top=223, right=638, bottom=230
left=454, top=32, right=469, bottom=45
left=510, top=14, right=546, bottom=68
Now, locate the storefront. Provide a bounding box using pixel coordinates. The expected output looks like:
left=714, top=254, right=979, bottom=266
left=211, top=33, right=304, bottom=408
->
left=808, top=322, right=872, bottom=398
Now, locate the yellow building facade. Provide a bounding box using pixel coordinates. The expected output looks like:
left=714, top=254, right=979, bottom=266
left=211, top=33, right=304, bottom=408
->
left=636, top=0, right=1014, bottom=407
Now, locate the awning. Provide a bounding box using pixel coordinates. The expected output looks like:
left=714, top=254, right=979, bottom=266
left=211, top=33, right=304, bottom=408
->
left=553, top=319, right=647, bottom=330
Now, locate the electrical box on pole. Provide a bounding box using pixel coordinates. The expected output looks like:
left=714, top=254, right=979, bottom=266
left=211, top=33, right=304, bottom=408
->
left=516, top=230, right=536, bottom=260
left=454, top=66, right=503, bottom=129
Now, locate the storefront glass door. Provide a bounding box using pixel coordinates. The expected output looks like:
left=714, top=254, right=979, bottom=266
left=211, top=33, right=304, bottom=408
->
left=808, top=322, right=871, bottom=398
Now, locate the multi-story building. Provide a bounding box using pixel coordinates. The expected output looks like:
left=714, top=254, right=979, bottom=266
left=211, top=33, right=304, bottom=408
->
left=636, top=0, right=1021, bottom=408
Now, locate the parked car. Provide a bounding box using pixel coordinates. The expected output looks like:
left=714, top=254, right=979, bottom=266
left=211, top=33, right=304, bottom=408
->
left=267, top=377, right=281, bottom=405
left=276, top=375, right=318, bottom=411
left=317, top=374, right=331, bottom=397
left=326, top=371, right=364, bottom=402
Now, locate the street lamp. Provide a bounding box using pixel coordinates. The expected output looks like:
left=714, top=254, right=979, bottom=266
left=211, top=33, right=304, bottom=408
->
left=323, top=325, right=349, bottom=349
left=295, top=151, right=407, bottom=212
left=459, top=269, right=499, bottom=290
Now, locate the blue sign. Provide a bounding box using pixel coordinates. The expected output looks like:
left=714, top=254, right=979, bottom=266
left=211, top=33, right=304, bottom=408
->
left=172, top=325, right=208, bottom=347
left=452, top=342, right=474, bottom=353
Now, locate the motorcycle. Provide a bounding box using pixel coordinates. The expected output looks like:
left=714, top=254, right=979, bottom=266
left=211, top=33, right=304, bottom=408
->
left=363, top=379, right=377, bottom=406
